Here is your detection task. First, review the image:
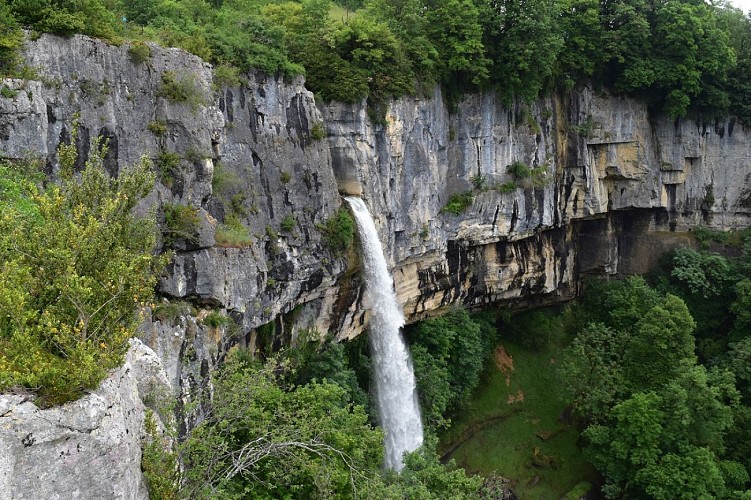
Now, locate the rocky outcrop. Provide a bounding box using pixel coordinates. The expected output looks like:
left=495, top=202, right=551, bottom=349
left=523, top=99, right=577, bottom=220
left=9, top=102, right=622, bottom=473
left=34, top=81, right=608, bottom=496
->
left=0, top=340, right=169, bottom=500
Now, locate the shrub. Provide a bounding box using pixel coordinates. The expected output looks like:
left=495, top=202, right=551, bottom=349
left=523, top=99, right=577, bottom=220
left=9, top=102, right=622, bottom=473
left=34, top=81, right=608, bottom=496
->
left=441, top=192, right=474, bottom=215
left=152, top=301, right=193, bottom=325
left=212, top=64, right=244, bottom=88
left=141, top=410, right=178, bottom=499
left=163, top=203, right=200, bottom=246
left=280, top=171, right=292, bottom=184
left=280, top=214, right=296, bottom=232
left=470, top=173, right=486, bottom=190
left=215, top=214, right=252, bottom=247
left=128, top=41, right=151, bottom=65
left=319, top=208, right=354, bottom=255
left=147, top=121, right=167, bottom=136
left=155, top=150, right=181, bottom=187
left=498, top=181, right=517, bottom=194
left=157, top=71, right=205, bottom=111
left=507, top=161, right=531, bottom=180
left=310, top=122, right=326, bottom=140
left=211, top=162, right=240, bottom=194
left=0, top=138, right=164, bottom=406
left=203, top=310, right=233, bottom=328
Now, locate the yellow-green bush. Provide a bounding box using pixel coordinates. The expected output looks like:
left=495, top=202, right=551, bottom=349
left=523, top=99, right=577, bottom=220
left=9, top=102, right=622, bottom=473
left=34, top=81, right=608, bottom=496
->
left=0, top=132, right=165, bottom=407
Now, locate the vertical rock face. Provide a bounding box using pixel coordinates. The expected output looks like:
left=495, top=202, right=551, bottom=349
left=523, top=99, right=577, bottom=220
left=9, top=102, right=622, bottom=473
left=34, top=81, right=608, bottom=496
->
left=1, top=34, right=751, bottom=497
left=2, top=34, right=749, bottom=343
left=324, top=87, right=751, bottom=322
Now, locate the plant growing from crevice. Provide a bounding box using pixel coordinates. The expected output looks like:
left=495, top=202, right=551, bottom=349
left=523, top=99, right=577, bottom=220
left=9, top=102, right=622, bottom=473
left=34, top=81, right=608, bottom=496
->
left=280, top=214, right=296, bottom=232
left=163, top=203, right=200, bottom=247
left=215, top=214, right=252, bottom=247
left=203, top=310, right=233, bottom=329
left=147, top=120, right=167, bottom=137
left=152, top=300, right=194, bottom=325
left=441, top=191, right=474, bottom=215
left=319, top=208, right=354, bottom=255
left=128, top=41, right=151, bottom=65
left=155, top=150, right=181, bottom=188
left=310, top=122, right=326, bottom=140
left=157, top=71, right=205, bottom=111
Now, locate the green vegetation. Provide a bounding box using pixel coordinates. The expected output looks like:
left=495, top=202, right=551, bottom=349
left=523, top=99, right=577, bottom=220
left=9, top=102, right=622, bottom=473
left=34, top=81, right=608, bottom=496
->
left=202, top=310, right=233, bottom=329
left=319, top=207, right=355, bottom=255
left=141, top=410, right=178, bottom=499
left=212, top=64, right=244, bottom=89
left=0, top=134, right=164, bottom=406
left=441, top=339, right=597, bottom=500
left=1, top=85, right=19, bottom=99
left=441, top=191, right=474, bottom=215
left=127, top=41, right=151, bottom=65
left=181, top=351, right=482, bottom=498
left=310, top=122, right=326, bottom=140
left=155, top=150, right=180, bottom=187
left=280, top=213, right=296, bottom=232
left=147, top=120, right=167, bottom=137
left=156, top=71, right=204, bottom=111
left=406, top=309, right=497, bottom=429
left=280, top=170, right=292, bottom=184
left=162, top=203, right=200, bottom=247
left=498, top=181, right=517, bottom=194
left=556, top=267, right=751, bottom=498
left=506, top=161, right=549, bottom=188
left=2, top=0, right=749, bottom=122
left=215, top=214, right=252, bottom=247
left=152, top=300, right=193, bottom=326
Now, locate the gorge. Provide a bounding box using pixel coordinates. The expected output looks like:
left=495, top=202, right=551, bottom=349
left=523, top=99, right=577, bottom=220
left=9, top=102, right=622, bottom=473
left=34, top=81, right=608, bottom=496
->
left=1, top=32, right=751, bottom=497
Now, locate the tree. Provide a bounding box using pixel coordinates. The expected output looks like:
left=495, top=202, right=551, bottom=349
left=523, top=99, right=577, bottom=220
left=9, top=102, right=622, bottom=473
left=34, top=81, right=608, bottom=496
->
left=0, top=4, right=22, bottom=75
left=480, top=0, right=564, bottom=103
left=407, top=309, right=495, bottom=428
left=624, top=294, right=697, bottom=390
left=183, top=352, right=483, bottom=498
left=559, top=322, right=626, bottom=422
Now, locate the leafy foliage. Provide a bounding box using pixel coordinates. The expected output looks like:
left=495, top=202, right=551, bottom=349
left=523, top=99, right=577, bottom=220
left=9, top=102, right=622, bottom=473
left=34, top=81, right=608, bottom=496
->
left=0, top=141, right=164, bottom=406
left=320, top=207, right=355, bottom=255
left=162, top=203, right=200, bottom=247
left=406, top=309, right=496, bottom=429
left=4, top=0, right=751, bottom=121
left=182, top=351, right=482, bottom=498
left=441, top=191, right=473, bottom=215
left=559, top=276, right=749, bottom=498
left=215, top=214, right=252, bottom=248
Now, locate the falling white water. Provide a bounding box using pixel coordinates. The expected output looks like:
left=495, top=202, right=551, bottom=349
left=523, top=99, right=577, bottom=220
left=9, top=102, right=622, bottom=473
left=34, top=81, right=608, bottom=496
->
left=345, top=196, right=424, bottom=471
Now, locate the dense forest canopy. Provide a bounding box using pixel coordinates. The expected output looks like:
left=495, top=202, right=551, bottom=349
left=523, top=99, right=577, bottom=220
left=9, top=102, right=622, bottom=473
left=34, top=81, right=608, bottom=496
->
left=2, top=0, right=751, bottom=120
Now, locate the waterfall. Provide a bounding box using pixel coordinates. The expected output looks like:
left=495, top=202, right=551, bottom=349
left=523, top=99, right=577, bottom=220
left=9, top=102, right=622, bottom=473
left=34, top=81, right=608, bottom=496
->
left=344, top=196, right=424, bottom=471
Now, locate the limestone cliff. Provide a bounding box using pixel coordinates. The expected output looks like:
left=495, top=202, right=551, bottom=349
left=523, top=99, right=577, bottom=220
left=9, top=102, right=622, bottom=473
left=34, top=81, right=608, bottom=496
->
left=1, top=34, right=750, bottom=497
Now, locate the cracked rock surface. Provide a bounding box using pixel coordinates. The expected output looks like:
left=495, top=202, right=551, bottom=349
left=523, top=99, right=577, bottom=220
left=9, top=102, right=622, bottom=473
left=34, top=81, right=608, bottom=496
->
left=0, top=339, right=168, bottom=500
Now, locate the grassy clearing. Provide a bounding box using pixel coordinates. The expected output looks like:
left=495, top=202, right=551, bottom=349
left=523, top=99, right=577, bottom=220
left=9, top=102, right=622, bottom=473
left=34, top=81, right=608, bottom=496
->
left=439, top=341, right=597, bottom=499
left=328, top=4, right=353, bottom=21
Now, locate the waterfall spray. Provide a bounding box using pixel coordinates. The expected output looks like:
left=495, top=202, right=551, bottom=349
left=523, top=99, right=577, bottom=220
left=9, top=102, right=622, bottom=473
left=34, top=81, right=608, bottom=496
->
left=345, top=197, right=424, bottom=471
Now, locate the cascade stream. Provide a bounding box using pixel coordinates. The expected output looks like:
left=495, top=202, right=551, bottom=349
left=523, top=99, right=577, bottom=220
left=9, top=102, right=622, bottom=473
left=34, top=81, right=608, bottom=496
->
left=345, top=197, right=424, bottom=471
